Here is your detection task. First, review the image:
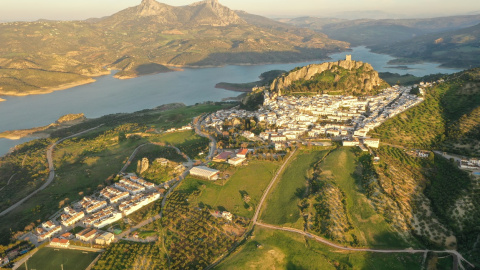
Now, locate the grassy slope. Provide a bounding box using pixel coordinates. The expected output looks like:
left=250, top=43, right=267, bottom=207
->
left=318, top=147, right=412, bottom=248
left=370, top=70, right=480, bottom=156
left=17, top=247, right=99, bottom=270
left=0, top=104, right=230, bottom=244
left=215, top=227, right=424, bottom=270
left=178, top=160, right=280, bottom=219
left=261, top=149, right=329, bottom=228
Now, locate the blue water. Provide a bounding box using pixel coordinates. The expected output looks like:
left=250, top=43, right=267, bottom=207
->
left=0, top=46, right=462, bottom=156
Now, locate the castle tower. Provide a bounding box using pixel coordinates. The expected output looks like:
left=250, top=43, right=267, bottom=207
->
left=346, top=55, right=352, bottom=61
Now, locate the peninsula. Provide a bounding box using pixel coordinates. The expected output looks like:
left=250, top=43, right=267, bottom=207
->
left=0, top=114, right=86, bottom=140
left=0, top=0, right=348, bottom=97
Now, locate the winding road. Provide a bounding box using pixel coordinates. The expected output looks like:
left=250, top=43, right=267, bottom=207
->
left=117, top=116, right=216, bottom=241
left=194, top=115, right=217, bottom=161
left=115, top=115, right=476, bottom=269
left=0, top=125, right=104, bottom=217
left=207, top=142, right=475, bottom=270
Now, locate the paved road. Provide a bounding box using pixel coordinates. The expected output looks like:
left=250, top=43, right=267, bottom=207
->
left=433, top=151, right=463, bottom=163
left=117, top=116, right=218, bottom=242
left=0, top=125, right=104, bottom=217
left=119, top=143, right=150, bottom=173
left=119, top=142, right=192, bottom=174
left=115, top=140, right=194, bottom=241
left=194, top=115, right=217, bottom=161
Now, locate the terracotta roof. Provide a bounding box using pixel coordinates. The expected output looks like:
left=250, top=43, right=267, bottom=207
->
left=238, top=149, right=248, bottom=155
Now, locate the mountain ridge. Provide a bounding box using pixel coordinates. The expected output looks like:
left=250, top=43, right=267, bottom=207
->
left=0, top=0, right=349, bottom=96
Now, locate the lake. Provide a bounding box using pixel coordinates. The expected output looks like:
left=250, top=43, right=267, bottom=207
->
left=0, top=46, right=462, bottom=156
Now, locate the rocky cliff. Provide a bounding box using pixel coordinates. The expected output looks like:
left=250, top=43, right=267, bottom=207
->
left=108, top=0, right=246, bottom=27
left=270, top=60, right=387, bottom=95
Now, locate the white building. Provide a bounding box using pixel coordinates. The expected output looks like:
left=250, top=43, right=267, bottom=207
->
left=228, top=157, right=245, bottom=166
left=189, top=166, right=220, bottom=180
left=363, top=138, right=380, bottom=148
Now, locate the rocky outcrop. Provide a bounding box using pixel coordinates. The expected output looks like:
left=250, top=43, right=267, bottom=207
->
left=120, top=0, right=245, bottom=27
left=270, top=60, right=386, bottom=95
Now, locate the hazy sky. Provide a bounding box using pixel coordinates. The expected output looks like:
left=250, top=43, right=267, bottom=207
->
left=0, top=0, right=479, bottom=21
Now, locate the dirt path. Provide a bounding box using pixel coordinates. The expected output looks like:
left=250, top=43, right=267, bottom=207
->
left=206, top=144, right=475, bottom=270
left=0, top=173, right=16, bottom=192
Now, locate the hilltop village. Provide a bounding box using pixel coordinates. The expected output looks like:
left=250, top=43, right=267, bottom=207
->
left=10, top=58, right=444, bottom=257
left=205, top=83, right=432, bottom=148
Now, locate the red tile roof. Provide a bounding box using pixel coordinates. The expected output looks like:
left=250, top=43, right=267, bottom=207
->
left=238, top=149, right=248, bottom=155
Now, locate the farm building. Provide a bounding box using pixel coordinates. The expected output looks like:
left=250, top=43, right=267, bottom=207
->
left=213, top=151, right=235, bottom=162
left=189, top=166, right=220, bottom=180
left=228, top=157, right=245, bottom=166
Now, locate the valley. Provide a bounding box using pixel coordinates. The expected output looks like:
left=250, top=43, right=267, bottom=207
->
left=1, top=1, right=480, bottom=269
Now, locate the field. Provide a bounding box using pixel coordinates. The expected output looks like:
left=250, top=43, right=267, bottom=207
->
left=317, top=147, right=413, bottom=248
left=215, top=227, right=424, bottom=270
left=0, top=103, right=230, bottom=245
left=178, top=160, right=281, bottom=218
left=17, top=247, right=99, bottom=270
left=261, top=149, right=330, bottom=227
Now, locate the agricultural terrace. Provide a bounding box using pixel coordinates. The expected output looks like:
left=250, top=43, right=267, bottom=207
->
left=215, top=227, right=424, bottom=270
left=310, top=147, right=413, bottom=248
left=178, top=160, right=281, bottom=218
left=17, top=247, right=99, bottom=270
left=97, top=190, right=244, bottom=269
left=93, top=241, right=166, bottom=270
left=0, top=103, right=230, bottom=245
left=260, top=148, right=331, bottom=228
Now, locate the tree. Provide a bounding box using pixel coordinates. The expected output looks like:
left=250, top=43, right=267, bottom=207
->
left=118, top=132, right=127, bottom=142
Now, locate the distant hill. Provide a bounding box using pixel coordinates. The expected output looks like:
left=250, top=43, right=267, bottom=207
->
left=0, top=0, right=349, bottom=96
left=270, top=59, right=388, bottom=96
left=371, top=68, right=480, bottom=156
left=370, top=23, right=480, bottom=68
left=281, top=14, right=480, bottom=47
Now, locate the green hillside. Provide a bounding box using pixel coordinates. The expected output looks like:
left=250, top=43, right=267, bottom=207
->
left=370, top=68, right=480, bottom=156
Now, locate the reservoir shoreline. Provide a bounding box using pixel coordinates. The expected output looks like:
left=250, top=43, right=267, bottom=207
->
left=0, top=47, right=463, bottom=157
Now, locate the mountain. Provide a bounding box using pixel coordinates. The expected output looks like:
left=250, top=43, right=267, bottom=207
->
left=370, top=23, right=480, bottom=68
left=270, top=59, right=388, bottom=96
left=281, top=15, right=480, bottom=47
left=0, top=0, right=349, bottom=97
left=101, top=0, right=246, bottom=27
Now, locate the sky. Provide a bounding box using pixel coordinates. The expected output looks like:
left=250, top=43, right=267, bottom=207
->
left=0, top=0, right=479, bottom=21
